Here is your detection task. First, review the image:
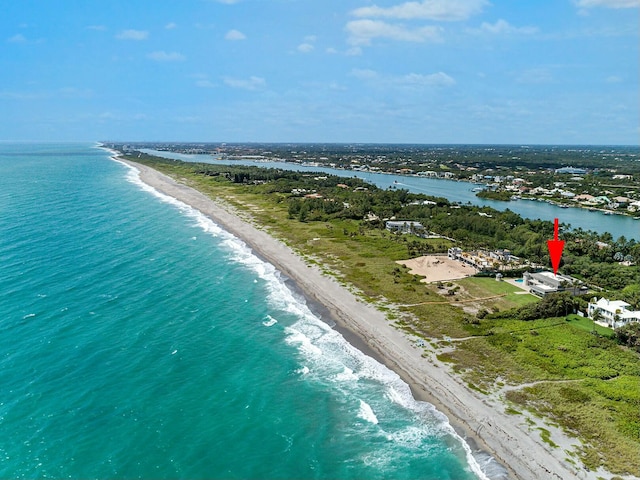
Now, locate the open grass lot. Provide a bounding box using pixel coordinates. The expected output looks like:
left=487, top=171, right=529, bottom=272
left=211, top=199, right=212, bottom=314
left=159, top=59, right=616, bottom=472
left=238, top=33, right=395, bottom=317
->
left=454, top=277, right=538, bottom=311
left=566, top=314, right=615, bottom=337
left=140, top=158, right=640, bottom=476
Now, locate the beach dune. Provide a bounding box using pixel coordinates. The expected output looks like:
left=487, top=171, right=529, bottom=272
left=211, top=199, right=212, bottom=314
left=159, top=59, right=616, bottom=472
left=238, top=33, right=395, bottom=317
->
left=118, top=157, right=601, bottom=480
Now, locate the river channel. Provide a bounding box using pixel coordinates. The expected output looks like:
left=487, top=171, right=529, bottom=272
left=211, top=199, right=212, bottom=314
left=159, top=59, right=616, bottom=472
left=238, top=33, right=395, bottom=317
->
left=141, top=149, right=639, bottom=241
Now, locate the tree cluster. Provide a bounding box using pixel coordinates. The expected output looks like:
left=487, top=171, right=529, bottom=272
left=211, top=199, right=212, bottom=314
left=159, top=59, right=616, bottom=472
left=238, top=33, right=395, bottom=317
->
left=484, top=292, right=580, bottom=321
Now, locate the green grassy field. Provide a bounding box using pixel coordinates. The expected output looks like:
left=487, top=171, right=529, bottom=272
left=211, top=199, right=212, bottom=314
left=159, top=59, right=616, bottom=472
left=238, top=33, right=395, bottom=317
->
left=454, top=277, right=538, bottom=310
left=565, top=314, right=615, bottom=337
left=137, top=157, right=640, bottom=476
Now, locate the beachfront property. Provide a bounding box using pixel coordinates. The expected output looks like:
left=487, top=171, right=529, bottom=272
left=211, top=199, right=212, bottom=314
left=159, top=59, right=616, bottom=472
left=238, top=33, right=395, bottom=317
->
left=628, top=200, right=640, bottom=212
left=554, top=166, right=587, bottom=174
left=587, top=297, right=640, bottom=328
left=385, top=220, right=425, bottom=234
left=522, top=271, right=587, bottom=297
left=447, top=247, right=522, bottom=272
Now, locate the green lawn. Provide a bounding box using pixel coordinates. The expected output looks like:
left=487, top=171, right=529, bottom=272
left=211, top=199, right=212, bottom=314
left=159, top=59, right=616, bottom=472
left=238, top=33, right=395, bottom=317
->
left=455, top=276, right=538, bottom=310
left=565, top=314, right=615, bottom=337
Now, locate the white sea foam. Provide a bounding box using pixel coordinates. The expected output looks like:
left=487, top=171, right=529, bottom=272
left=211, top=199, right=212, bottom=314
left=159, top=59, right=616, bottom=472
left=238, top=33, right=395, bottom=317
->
left=334, top=367, right=359, bottom=382
left=262, top=315, right=278, bottom=327
left=283, top=327, right=323, bottom=356
left=357, top=400, right=378, bottom=425
left=115, top=156, right=494, bottom=480
left=383, top=425, right=430, bottom=448
left=115, top=159, right=226, bottom=238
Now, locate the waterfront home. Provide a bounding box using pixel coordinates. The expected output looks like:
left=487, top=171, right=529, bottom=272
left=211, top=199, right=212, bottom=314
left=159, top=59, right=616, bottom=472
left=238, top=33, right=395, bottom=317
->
left=385, top=221, right=425, bottom=234
left=587, top=297, right=640, bottom=328
left=574, top=194, right=595, bottom=203
left=628, top=200, right=640, bottom=212
left=613, top=196, right=630, bottom=206
left=555, top=166, right=587, bottom=174
left=522, top=271, right=587, bottom=297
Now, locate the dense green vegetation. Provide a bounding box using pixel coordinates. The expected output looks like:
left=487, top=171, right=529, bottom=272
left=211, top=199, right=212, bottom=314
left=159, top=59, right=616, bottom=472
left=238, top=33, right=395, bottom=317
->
left=475, top=189, right=513, bottom=201
left=485, top=292, right=580, bottom=321
left=119, top=150, right=640, bottom=475
left=127, top=151, right=640, bottom=292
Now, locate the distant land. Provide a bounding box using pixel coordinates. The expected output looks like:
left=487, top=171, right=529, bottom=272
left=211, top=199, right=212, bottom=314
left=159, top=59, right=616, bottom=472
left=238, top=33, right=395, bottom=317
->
left=109, top=142, right=640, bottom=221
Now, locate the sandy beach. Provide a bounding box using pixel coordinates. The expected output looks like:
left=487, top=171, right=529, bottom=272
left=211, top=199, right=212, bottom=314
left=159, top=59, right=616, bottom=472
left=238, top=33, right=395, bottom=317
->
left=117, top=157, right=604, bottom=480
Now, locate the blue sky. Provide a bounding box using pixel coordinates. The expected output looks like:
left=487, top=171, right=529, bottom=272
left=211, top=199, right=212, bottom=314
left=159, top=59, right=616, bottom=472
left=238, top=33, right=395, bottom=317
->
left=2, top=0, right=638, bottom=144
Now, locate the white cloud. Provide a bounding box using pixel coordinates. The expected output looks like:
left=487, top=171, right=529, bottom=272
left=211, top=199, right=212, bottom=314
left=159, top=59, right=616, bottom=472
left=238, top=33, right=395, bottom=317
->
left=516, top=68, right=553, bottom=84
left=225, top=29, right=246, bottom=40
left=479, top=19, right=538, bottom=34
left=196, top=79, right=216, bottom=88
left=165, top=22, right=178, bottom=30
left=0, top=90, right=47, bottom=100
left=116, top=29, right=149, bottom=40
left=297, top=43, right=314, bottom=53
left=605, top=75, right=622, bottom=83
left=351, top=0, right=488, bottom=21
left=399, top=72, right=456, bottom=86
left=59, top=87, right=94, bottom=98
left=223, top=76, right=266, bottom=90
left=175, top=116, right=201, bottom=123
left=350, top=68, right=379, bottom=79
left=351, top=69, right=456, bottom=88
left=191, top=73, right=215, bottom=87
left=346, top=19, right=443, bottom=46
left=86, top=25, right=107, bottom=31
left=7, top=34, right=27, bottom=43
left=575, top=0, right=639, bottom=8
left=147, top=51, right=185, bottom=61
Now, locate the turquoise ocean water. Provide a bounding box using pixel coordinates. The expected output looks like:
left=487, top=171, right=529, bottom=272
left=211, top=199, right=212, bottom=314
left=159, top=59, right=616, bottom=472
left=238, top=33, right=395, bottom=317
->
left=0, top=144, right=501, bottom=479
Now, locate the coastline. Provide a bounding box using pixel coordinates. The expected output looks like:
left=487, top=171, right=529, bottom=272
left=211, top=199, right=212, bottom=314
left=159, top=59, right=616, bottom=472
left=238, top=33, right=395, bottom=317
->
left=113, top=155, right=603, bottom=480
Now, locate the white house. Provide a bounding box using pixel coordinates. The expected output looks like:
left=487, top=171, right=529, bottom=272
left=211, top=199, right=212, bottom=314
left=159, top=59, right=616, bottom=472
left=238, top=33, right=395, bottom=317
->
left=587, top=297, right=640, bottom=329
left=522, top=271, right=586, bottom=297
left=627, top=200, right=640, bottom=212
left=385, top=220, right=425, bottom=234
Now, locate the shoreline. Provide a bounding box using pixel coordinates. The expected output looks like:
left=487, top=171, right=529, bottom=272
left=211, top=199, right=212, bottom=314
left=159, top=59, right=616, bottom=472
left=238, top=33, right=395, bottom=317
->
left=113, top=155, right=602, bottom=480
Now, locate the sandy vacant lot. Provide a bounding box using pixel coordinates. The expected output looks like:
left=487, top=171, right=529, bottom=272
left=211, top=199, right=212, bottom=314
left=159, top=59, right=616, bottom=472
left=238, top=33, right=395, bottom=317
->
left=397, top=255, right=477, bottom=283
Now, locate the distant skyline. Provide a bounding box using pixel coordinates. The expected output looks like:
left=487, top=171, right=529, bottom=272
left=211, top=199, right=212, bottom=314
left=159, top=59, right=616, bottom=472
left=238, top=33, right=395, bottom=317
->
left=2, top=0, right=638, bottom=145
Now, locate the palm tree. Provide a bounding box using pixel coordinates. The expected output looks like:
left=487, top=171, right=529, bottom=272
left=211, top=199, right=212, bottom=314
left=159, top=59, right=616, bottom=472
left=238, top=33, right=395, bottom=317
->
left=591, top=309, right=603, bottom=333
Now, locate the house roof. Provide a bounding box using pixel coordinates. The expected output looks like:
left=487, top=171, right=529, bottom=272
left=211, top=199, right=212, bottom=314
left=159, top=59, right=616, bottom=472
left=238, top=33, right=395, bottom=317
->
left=593, top=298, right=631, bottom=312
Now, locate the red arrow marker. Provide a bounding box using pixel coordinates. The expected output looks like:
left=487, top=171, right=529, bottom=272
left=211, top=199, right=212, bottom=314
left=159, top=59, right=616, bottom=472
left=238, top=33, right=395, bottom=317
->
left=547, top=218, right=565, bottom=275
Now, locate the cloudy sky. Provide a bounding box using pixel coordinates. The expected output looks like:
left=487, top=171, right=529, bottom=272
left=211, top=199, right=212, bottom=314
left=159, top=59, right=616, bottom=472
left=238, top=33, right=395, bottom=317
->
left=2, top=0, right=638, bottom=144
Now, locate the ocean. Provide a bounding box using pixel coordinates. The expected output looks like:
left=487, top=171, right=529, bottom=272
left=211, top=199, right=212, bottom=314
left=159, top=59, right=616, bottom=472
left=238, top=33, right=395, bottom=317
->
left=0, top=143, right=499, bottom=479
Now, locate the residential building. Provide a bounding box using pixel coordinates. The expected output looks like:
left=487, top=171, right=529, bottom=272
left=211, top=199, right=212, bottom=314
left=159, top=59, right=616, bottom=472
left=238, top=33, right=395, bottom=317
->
left=628, top=200, right=640, bottom=212
left=522, top=271, right=587, bottom=297
left=448, top=247, right=521, bottom=272
left=385, top=220, right=425, bottom=234
left=555, top=166, right=587, bottom=174
left=587, top=298, right=640, bottom=328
